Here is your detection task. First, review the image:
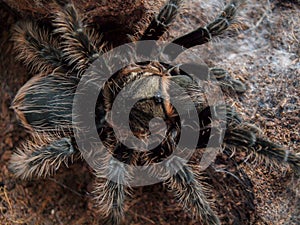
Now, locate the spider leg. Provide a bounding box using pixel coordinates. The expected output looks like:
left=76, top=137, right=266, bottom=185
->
left=9, top=133, right=76, bottom=180
left=136, top=0, right=182, bottom=56
left=196, top=104, right=300, bottom=173
left=52, top=1, right=104, bottom=74
left=93, top=143, right=133, bottom=225
left=164, top=0, right=244, bottom=59
left=204, top=103, right=300, bottom=172
left=163, top=156, right=221, bottom=225
left=197, top=105, right=300, bottom=173
left=224, top=125, right=300, bottom=173
left=195, top=104, right=243, bottom=151
left=209, top=67, right=246, bottom=94
left=12, top=21, right=67, bottom=73
left=169, top=63, right=246, bottom=94
left=139, top=0, right=182, bottom=41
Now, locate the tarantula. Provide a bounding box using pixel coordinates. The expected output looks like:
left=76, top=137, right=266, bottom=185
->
left=9, top=0, right=300, bottom=224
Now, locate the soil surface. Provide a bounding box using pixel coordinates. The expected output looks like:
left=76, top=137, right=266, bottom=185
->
left=0, top=0, right=299, bottom=225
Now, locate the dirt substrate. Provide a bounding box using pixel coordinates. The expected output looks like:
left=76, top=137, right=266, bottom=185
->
left=0, top=0, right=299, bottom=224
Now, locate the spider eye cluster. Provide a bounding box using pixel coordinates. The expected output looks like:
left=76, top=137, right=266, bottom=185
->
left=154, top=92, right=163, bottom=103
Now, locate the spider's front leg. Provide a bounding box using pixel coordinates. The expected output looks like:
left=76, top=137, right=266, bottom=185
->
left=164, top=0, right=245, bottom=60
left=173, top=63, right=246, bottom=95
left=196, top=104, right=300, bottom=173
left=198, top=103, right=300, bottom=173
left=9, top=133, right=76, bottom=179
left=139, top=0, right=182, bottom=41
left=93, top=144, right=133, bottom=225
left=136, top=0, right=182, bottom=56
left=209, top=67, right=246, bottom=94
left=163, top=156, right=221, bottom=225
left=147, top=127, right=220, bottom=224
left=224, top=123, right=300, bottom=173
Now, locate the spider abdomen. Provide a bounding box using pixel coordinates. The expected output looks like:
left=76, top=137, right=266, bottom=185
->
left=12, top=74, right=78, bottom=131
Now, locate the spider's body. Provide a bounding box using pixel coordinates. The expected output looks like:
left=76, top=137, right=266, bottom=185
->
left=9, top=0, right=300, bottom=224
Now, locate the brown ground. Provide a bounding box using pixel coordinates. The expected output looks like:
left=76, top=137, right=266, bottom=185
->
left=0, top=0, right=299, bottom=225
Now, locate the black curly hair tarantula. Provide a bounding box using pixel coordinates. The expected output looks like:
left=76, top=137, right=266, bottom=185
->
left=9, top=0, right=300, bottom=224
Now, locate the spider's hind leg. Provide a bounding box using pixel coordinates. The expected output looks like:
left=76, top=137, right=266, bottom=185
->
left=9, top=133, right=76, bottom=180
left=12, top=21, right=66, bottom=74
left=164, top=156, right=221, bottom=225
left=209, top=67, right=246, bottom=94
left=52, top=1, right=104, bottom=74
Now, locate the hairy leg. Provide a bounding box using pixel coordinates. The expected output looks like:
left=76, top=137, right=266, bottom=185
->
left=93, top=156, right=132, bottom=225
left=169, top=63, right=246, bottom=94
left=164, top=156, right=221, bottom=225
left=12, top=21, right=66, bottom=73
left=224, top=125, right=300, bottom=173
left=195, top=104, right=300, bottom=173
left=209, top=67, right=246, bottom=94
left=9, top=133, right=76, bottom=179
left=136, top=0, right=182, bottom=56
left=53, top=1, right=105, bottom=74
left=139, top=0, right=182, bottom=41
left=208, top=104, right=300, bottom=173
left=164, top=0, right=244, bottom=59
